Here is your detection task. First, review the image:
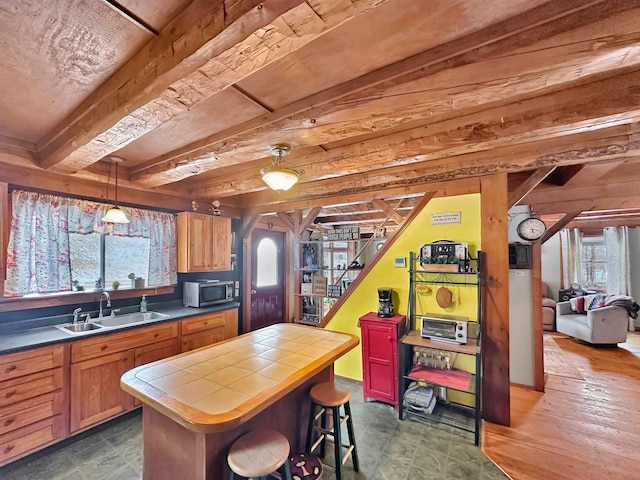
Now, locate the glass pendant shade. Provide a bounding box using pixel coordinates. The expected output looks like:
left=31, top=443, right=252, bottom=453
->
left=101, top=206, right=129, bottom=223
left=101, top=156, right=129, bottom=223
left=260, top=143, right=302, bottom=191
left=261, top=167, right=300, bottom=191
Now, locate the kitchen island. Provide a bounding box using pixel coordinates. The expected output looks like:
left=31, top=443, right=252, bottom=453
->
left=121, top=323, right=359, bottom=479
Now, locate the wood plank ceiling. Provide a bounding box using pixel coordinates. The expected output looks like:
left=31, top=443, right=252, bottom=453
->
left=2, top=0, right=640, bottom=234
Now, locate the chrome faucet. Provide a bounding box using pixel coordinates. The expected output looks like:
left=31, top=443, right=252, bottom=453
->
left=98, top=291, right=111, bottom=318
left=72, top=307, right=82, bottom=324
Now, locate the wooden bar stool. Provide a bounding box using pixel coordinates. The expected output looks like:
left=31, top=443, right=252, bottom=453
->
left=305, top=382, right=359, bottom=480
left=227, top=429, right=293, bottom=480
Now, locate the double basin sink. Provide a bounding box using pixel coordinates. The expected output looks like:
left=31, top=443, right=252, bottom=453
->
left=57, top=311, right=169, bottom=335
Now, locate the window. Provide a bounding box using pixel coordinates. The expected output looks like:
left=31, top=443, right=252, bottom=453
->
left=256, top=238, right=278, bottom=287
left=581, top=236, right=607, bottom=290
left=69, top=233, right=151, bottom=290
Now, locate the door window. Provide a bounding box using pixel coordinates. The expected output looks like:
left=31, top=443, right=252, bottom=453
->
left=256, top=238, right=278, bottom=287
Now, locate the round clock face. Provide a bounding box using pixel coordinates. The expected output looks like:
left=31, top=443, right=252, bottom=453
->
left=516, top=217, right=546, bottom=241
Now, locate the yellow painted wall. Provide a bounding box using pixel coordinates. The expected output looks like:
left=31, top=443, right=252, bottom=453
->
left=326, top=193, right=481, bottom=381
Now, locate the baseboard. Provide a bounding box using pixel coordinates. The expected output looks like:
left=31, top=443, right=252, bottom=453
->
left=510, top=381, right=538, bottom=391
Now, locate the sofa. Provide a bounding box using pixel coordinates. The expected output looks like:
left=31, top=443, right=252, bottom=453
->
left=556, top=301, right=628, bottom=345
left=541, top=282, right=556, bottom=331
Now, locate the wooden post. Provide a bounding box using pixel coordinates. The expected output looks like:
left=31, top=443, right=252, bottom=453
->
left=480, top=173, right=510, bottom=427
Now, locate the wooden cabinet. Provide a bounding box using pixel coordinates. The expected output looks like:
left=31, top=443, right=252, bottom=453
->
left=359, top=312, right=406, bottom=410
left=70, top=351, right=134, bottom=433
left=0, top=345, right=66, bottom=466
left=177, top=212, right=231, bottom=272
left=180, top=309, right=238, bottom=352
left=70, top=323, right=178, bottom=433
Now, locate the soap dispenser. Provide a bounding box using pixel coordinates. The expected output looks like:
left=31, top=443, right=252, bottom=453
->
left=140, top=295, right=148, bottom=313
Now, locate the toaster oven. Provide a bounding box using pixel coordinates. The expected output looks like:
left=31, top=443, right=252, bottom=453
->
left=420, top=315, right=468, bottom=344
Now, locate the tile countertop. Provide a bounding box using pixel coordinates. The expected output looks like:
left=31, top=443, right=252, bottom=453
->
left=121, top=323, right=359, bottom=433
left=0, top=301, right=240, bottom=356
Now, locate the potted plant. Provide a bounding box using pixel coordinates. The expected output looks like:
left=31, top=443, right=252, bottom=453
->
left=128, top=272, right=136, bottom=288
left=420, top=254, right=460, bottom=272
left=112, top=280, right=120, bottom=290
left=72, top=279, right=84, bottom=291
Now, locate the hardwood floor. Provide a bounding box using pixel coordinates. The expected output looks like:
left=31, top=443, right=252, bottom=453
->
left=482, top=332, right=640, bottom=480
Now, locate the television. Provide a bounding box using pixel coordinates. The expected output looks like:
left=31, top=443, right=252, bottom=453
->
left=509, top=243, right=532, bottom=269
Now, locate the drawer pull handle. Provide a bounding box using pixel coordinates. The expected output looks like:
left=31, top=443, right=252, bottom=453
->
left=4, top=418, right=14, bottom=427
left=5, top=365, right=17, bottom=373
left=5, top=390, right=16, bottom=399
left=154, top=333, right=159, bottom=338
left=203, top=321, right=208, bottom=325
left=101, top=345, right=108, bottom=351
left=4, top=444, right=14, bottom=454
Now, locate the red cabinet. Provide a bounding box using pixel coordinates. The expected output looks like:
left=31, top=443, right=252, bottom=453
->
left=359, top=312, right=406, bottom=410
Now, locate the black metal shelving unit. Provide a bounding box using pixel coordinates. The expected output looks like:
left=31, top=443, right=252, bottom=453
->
left=398, top=251, right=483, bottom=445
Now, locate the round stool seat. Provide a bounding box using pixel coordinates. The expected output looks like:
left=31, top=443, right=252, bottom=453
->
left=310, top=382, right=351, bottom=407
left=228, top=430, right=290, bottom=477
left=289, top=453, right=323, bottom=479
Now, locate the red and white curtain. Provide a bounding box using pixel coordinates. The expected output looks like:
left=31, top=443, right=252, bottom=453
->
left=5, top=190, right=176, bottom=296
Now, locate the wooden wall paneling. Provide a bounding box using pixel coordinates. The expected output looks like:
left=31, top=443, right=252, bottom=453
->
left=531, top=241, right=545, bottom=392
left=480, top=173, right=510, bottom=427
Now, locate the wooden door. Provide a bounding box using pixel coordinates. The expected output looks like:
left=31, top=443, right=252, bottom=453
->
left=70, top=351, right=135, bottom=433
left=250, top=229, right=286, bottom=331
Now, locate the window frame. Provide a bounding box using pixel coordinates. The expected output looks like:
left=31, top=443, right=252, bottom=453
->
left=580, top=235, right=607, bottom=291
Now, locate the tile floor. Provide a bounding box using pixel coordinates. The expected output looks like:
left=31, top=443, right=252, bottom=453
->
left=0, top=381, right=507, bottom=480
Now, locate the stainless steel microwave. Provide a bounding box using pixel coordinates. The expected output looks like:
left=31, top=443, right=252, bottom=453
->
left=420, top=316, right=468, bottom=344
left=183, top=280, right=234, bottom=307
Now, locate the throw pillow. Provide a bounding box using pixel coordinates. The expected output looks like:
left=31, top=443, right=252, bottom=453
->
left=570, top=296, right=586, bottom=314
left=587, top=293, right=606, bottom=310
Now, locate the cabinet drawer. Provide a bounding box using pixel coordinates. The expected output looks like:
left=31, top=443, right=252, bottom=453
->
left=181, top=313, right=226, bottom=336
left=0, top=368, right=63, bottom=408
left=181, top=327, right=226, bottom=352
left=0, top=392, right=63, bottom=436
left=0, top=416, right=64, bottom=466
left=0, top=345, right=64, bottom=382
left=135, top=338, right=179, bottom=367
left=72, top=323, right=178, bottom=363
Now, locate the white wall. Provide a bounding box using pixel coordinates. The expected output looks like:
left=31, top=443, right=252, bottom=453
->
left=508, top=205, right=535, bottom=386
left=541, top=232, right=561, bottom=301
left=629, top=228, right=640, bottom=328
left=509, top=268, right=535, bottom=386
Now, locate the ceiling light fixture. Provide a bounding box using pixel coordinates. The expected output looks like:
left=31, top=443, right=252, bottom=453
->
left=260, top=144, right=302, bottom=191
left=101, top=156, right=129, bottom=224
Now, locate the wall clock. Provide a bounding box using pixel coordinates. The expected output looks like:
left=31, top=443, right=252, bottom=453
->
left=516, top=217, right=546, bottom=241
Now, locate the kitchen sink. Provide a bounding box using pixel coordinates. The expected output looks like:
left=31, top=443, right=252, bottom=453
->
left=57, top=322, right=105, bottom=334
left=98, top=311, right=170, bottom=327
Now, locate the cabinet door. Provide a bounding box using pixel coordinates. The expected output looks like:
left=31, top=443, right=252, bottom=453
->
left=210, top=216, right=231, bottom=271
left=177, top=212, right=212, bottom=272
left=70, top=351, right=135, bottom=433
left=133, top=339, right=179, bottom=406
left=224, top=308, right=238, bottom=339
left=181, top=327, right=226, bottom=353
left=361, top=321, right=398, bottom=405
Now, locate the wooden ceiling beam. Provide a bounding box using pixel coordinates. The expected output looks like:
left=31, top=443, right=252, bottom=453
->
left=371, top=199, right=405, bottom=225
left=240, top=178, right=480, bottom=216
left=38, top=0, right=382, bottom=173
left=566, top=216, right=640, bottom=231
left=0, top=161, right=192, bottom=211
left=131, top=0, right=632, bottom=187
left=540, top=211, right=583, bottom=243
left=186, top=69, right=640, bottom=199
left=276, top=211, right=296, bottom=233
left=508, top=167, right=556, bottom=208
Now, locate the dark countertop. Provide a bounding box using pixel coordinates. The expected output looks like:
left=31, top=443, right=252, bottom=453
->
left=0, top=301, right=240, bottom=356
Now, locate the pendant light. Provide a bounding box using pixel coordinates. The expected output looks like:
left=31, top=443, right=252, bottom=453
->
left=101, top=156, right=129, bottom=224
left=260, top=144, right=302, bottom=191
